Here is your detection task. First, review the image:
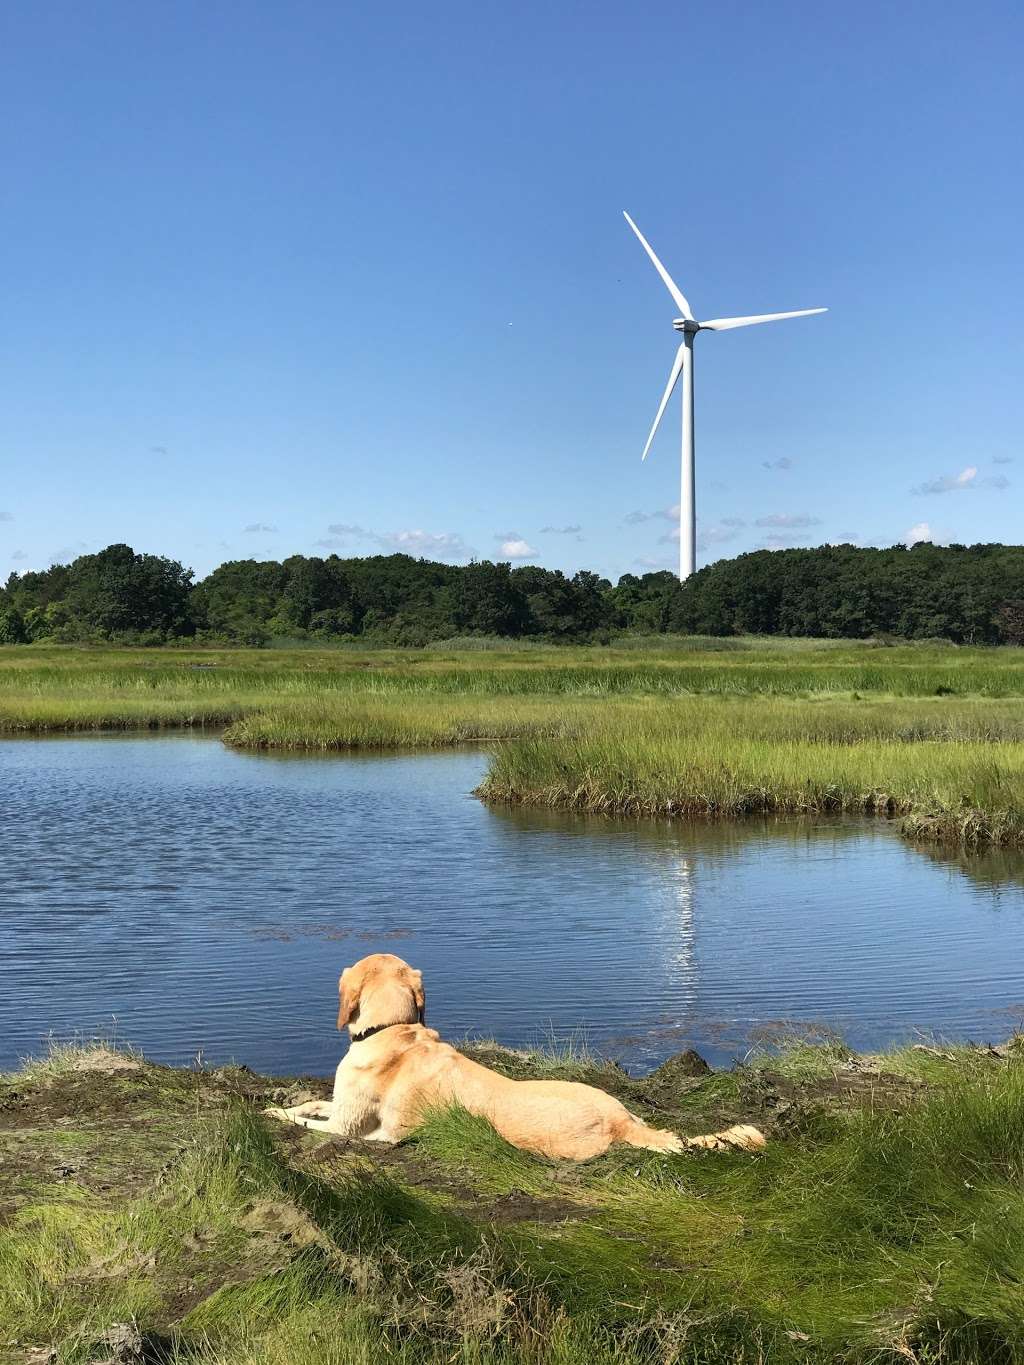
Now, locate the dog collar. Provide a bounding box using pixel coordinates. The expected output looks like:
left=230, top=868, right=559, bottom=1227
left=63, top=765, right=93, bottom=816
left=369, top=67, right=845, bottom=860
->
left=348, top=1022, right=405, bottom=1044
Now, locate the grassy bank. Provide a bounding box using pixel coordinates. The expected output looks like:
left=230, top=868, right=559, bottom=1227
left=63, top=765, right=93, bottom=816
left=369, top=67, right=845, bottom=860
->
left=2, top=1037, right=1023, bottom=1364
left=477, top=699, right=1024, bottom=846
left=4, top=642, right=1024, bottom=845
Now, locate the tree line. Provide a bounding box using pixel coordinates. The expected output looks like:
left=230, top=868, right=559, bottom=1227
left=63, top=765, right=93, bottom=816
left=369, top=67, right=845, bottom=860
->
left=2, top=540, right=1024, bottom=646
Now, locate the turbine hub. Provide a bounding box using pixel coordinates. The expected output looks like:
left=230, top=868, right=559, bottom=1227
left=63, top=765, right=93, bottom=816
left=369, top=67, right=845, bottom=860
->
left=672, top=318, right=700, bottom=333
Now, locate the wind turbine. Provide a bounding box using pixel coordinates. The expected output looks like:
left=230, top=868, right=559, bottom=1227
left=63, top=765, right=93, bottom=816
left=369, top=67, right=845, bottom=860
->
left=623, top=211, right=826, bottom=581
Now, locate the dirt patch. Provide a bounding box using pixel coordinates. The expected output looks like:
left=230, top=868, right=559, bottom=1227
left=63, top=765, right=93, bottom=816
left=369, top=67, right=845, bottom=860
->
left=69, top=1049, right=143, bottom=1075
left=475, top=1187, right=584, bottom=1226
left=238, top=1198, right=324, bottom=1248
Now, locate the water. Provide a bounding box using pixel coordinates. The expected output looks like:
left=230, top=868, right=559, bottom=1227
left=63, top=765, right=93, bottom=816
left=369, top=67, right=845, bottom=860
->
left=2, top=734, right=1023, bottom=1076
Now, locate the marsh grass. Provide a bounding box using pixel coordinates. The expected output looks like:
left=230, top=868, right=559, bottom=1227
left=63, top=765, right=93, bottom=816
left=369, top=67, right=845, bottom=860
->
left=5, top=643, right=1024, bottom=844
left=5, top=1041, right=1024, bottom=1363
left=478, top=699, right=1024, bottom=845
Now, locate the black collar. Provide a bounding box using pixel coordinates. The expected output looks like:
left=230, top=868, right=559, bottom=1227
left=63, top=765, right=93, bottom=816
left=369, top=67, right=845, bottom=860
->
left=348, top=1021, right=406, bottom=1044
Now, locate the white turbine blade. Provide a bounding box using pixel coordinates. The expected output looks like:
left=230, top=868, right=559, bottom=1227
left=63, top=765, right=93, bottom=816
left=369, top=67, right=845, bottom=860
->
left=699, top=307, right=827, bottom=331
left=623, top=211, right=694, bottom=319
left=641, top=343, right=687, bottom=461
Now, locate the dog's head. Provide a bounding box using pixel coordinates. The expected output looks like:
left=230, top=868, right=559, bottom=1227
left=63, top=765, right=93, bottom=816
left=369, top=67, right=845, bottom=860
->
left=337, top=953, right=426, bottom=1034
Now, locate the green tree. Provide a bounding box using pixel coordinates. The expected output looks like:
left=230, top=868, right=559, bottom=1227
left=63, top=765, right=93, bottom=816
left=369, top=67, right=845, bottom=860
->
left=453, top=561, right=529, bottom=636
left=0, top=605, right=28, bottom=644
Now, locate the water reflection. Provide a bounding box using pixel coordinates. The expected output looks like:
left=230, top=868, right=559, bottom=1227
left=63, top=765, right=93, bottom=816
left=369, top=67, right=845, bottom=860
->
left=906, top=839, right=1024, bottom=895
left=1, top=735, right=1022, bottom=1076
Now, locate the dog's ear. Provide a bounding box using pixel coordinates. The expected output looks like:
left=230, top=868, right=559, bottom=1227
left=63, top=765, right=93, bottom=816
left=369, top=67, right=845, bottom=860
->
left=337, top=970, right=358, bottom=1031
left=407, top=968, right=425, bottom=1025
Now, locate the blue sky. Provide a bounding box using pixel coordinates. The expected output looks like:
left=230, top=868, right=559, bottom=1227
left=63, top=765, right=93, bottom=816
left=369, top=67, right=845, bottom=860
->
left=1, top=1, right=1021, bottom=583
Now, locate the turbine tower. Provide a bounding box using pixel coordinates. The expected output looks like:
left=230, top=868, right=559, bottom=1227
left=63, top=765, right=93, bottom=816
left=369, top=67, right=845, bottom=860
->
left=623, top=211, right=827, bottom=581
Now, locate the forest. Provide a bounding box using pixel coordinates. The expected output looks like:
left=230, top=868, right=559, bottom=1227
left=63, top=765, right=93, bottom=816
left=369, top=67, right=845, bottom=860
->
left=2, top=540, right=1024, bottom=645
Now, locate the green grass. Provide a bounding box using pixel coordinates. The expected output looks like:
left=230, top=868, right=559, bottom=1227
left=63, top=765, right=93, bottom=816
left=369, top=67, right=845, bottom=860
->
left=478, top=696, right=1024, bottom=845
left=3, top=1039, right=1024, bottom=1363
left=5, top=642, right=1024, bottom=844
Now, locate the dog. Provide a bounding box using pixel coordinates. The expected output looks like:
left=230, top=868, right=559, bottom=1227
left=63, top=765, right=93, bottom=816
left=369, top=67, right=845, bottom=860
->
left=265, top=953, right=765, bottom=1161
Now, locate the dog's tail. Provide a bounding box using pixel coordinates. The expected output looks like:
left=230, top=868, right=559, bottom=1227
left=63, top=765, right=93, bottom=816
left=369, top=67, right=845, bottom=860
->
left=618, top=1116, right=766, bottom=1155
left=617, top=1116, right=686, bottom=1153
left=685, top=1123, right=766, bottom=1153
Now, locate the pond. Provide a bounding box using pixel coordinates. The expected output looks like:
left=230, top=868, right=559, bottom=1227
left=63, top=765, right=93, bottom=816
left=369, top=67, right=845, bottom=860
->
left=2, top=734, right=1022, bottom=1076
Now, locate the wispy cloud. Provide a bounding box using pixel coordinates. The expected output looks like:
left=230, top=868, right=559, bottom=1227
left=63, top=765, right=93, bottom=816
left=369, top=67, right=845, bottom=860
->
left=697, top=522, right=745, bottom=551
left=11, top=549, right=27, bottom=561
left=912, top=466, right=1010, bottom=495
left=150, top=445, right=168, bottom=456
left=624, top=505, right=679, bottom=525
left=911, top=466, right=977, bottom=495
left=383, top=530, right=470, bottom=558
left=993, top=455, right=1014, bottom=465
left=761, top=457, right=793, bottom=472
left=633, top=554, right=674, bottom=571
left=539, top=524, right=582, bottom=535
left=660, top=519, right=745, bottom=550
left=50, top=542, right=88, bottom=565
left=754, top=513, right=822, bottom=529
left=243, top=522, right=278, bottom=534
left=317, top=524, right=471, bottom=561
left=322, top=523, right=371, bottom=543
left=758, top=532, right=817, bottom=549
left=0, top=511, right=13, bottom=523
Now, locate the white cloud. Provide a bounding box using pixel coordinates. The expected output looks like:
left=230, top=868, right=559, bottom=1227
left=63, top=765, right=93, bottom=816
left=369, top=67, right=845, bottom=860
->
left=317, top=524, right=471, bottom=560
left=382, top=529, right=470, bottom=559
left=497, top=537, right=536, bottom=560
left=904, top=521, right=952, bottom=547
left=912, top=466, right=977, bottom=495
left=243, top=522, right=278, bottom=534
left=539, top=524, right=582, bottom=535
left=754, top=513, right=823, bottom=528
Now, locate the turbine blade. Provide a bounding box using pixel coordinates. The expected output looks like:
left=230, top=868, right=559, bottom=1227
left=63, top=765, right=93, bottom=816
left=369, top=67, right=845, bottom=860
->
left=623, top=211, right=694, bottom=319
left=699, top=308, right=827, bottom=331
left=641, top=343, right=687, bottom=462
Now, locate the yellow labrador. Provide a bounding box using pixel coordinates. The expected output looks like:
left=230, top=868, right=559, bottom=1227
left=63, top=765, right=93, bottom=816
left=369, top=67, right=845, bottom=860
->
left=266, top=953, right=764, bottom=1161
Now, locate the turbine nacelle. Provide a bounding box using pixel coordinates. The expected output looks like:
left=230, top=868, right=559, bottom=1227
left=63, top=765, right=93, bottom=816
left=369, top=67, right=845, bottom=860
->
left=672, top=318, right=701, bottom=333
